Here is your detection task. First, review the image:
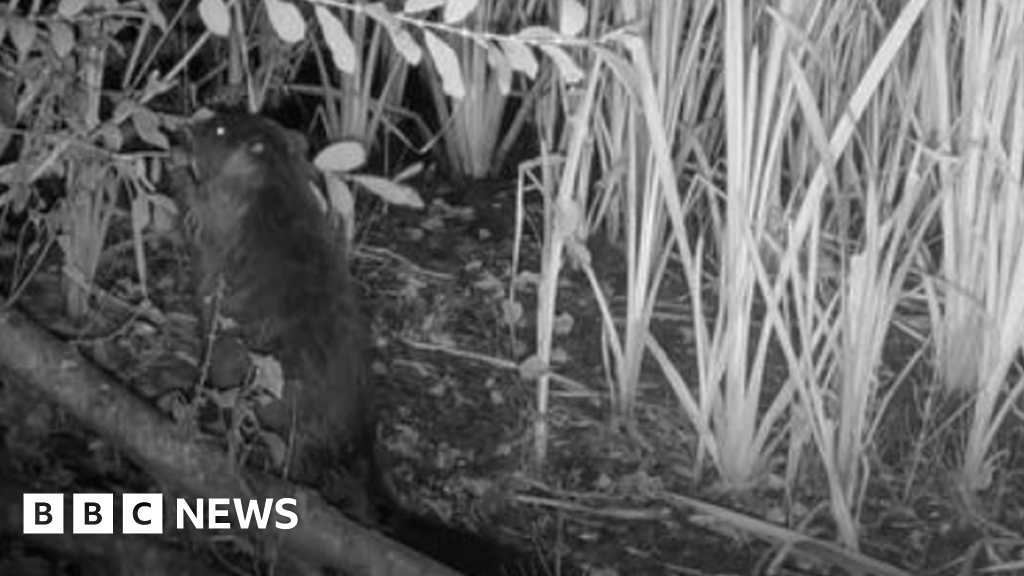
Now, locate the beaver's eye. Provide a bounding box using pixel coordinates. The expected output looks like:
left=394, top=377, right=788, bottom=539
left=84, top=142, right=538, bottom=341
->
left=214, top=124, right=227, bottom=137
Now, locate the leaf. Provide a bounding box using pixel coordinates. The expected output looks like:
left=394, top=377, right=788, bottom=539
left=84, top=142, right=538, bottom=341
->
left=49, top=21, right=75, bottom=58
left=514, top=270, right=539, bottom=288
left=367, top=3, right=422, bottom=65
left=324, top=175, right=357, bottom=248
left=390, top=26, right=423, bottom=65
left=264, top=0, right=305, bottom=44
left=539, top=44, right=583, bottom=84
left=404, top=0, right=445, bottom=13
left=501, top=299, right=523, bottom=326
left=9, top=18, right=38, bottom=61
left=251, top=353, right=285, bottom=399
left=147, top=193, right=179, bottom=234
left=58, top=0, right=89, bottom=18
left=349, top=174, right=424, bottom=208
left=198, top=0, right=231, bottom=37
left=424, top=30, right=465, bottom=99
left=364, top=2, right=399, bottom=29
left=131, top=107, right=169, bottom=149
left=553, top=312, right=574, bottom=335
left=498, top=38, right=538, bottom=79
left=559, top=0, right=586, bottom=37
left=306, top=178, right=328, bottom=212
left=392, top=161, right=424, bottom=182
left=518, top=355, right=547, bottom=381
left=112, top=99, right=134, bottom=124
left=554, top=195, right=583, bottom=237
left=314, top=141, right=367, bottom=173
left=324, top=173, right=354, bottom=219
left=260, top=431, right=288, bottom=467
left=316, top=6, right=356, bottom=74
left=95, top=123, right=124, bottom=151
left=444, top=0, right=478, bottom=23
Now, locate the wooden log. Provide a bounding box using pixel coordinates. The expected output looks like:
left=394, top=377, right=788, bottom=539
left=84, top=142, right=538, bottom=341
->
left=0, top=303, right=465, bottom=576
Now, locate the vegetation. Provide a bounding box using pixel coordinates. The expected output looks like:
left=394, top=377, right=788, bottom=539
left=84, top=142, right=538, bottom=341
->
left=3, top=0, right=1024, bottom=574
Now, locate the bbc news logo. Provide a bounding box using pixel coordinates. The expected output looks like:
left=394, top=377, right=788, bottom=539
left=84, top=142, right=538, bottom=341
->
left=23, top=494, right=298, bottom=534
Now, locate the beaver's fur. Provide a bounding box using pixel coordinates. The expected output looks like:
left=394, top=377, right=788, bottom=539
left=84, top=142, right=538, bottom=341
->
left=176, top=112, right=367, bottom=486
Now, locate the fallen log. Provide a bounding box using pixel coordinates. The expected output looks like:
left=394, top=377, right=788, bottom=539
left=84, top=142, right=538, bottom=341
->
left=0, top=303, right=465, bottom=576
left=0, top=478, right=228, bottom=576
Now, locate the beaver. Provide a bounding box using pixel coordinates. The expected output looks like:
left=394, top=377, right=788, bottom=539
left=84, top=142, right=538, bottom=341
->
left=171, top=112, right=587, bottom=576
left=174, top=112, right=368, bottom=490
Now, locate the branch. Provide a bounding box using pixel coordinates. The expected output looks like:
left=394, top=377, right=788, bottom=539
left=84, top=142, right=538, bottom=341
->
left=0, top=303, right=465, bottom=576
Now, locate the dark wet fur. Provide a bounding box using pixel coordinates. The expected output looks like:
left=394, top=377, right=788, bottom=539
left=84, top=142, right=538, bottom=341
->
left=176, top=112, right=367, bottom=486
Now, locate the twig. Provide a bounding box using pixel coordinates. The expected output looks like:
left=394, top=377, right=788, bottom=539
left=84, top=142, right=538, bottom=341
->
left=662, top=491, right=914, bottom=576
left=515, top=494, right=671, bottom=522
left=402, top=337, right=517, bottom=370
left=400, top=337, right=593, bottom=394
left=0, top=305, right=465, bottom=576
left=355, top=245, right=454, bottom=281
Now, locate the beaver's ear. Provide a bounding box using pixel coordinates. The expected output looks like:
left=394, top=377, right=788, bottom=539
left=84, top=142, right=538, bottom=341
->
left=280, top=126, right=309, bottom=159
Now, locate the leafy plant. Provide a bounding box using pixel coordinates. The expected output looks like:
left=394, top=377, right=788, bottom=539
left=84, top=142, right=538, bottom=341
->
left=1, top=0, right=178, bottom=317
left=313, top=1, right=411, bottom=154
left=313, top=138, right=424, bottom=242
left=417, top=0, right=542, bottom=179
left=919, top=0, right=1024, bottom=491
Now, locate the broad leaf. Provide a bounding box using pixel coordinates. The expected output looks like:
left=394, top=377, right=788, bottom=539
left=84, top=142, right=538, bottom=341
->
left=404, top=0, right=445, bottom=13
left=198, top=0, right=231, bottom=37
left=49, top=21, right=75, bottom=58
left=425, top=30, right=465, bottom=99
left=560, top=0, right=586, bottom=37
left=58, top=0, right=89, bottom=18
left=264, top=0, right=305, bottom=44
left=444, top=0, right=478, bottom=23
left=499, top=38, right=538, bottom=79
left=316, top=7, right=357, bottom=74
left=350, top=174, right=424, bottom=208
left=324, top=173, right=354, bottom=219
left=539, top=45, right=583, bottom=83
left=314, top=141, right=367, bottom=173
